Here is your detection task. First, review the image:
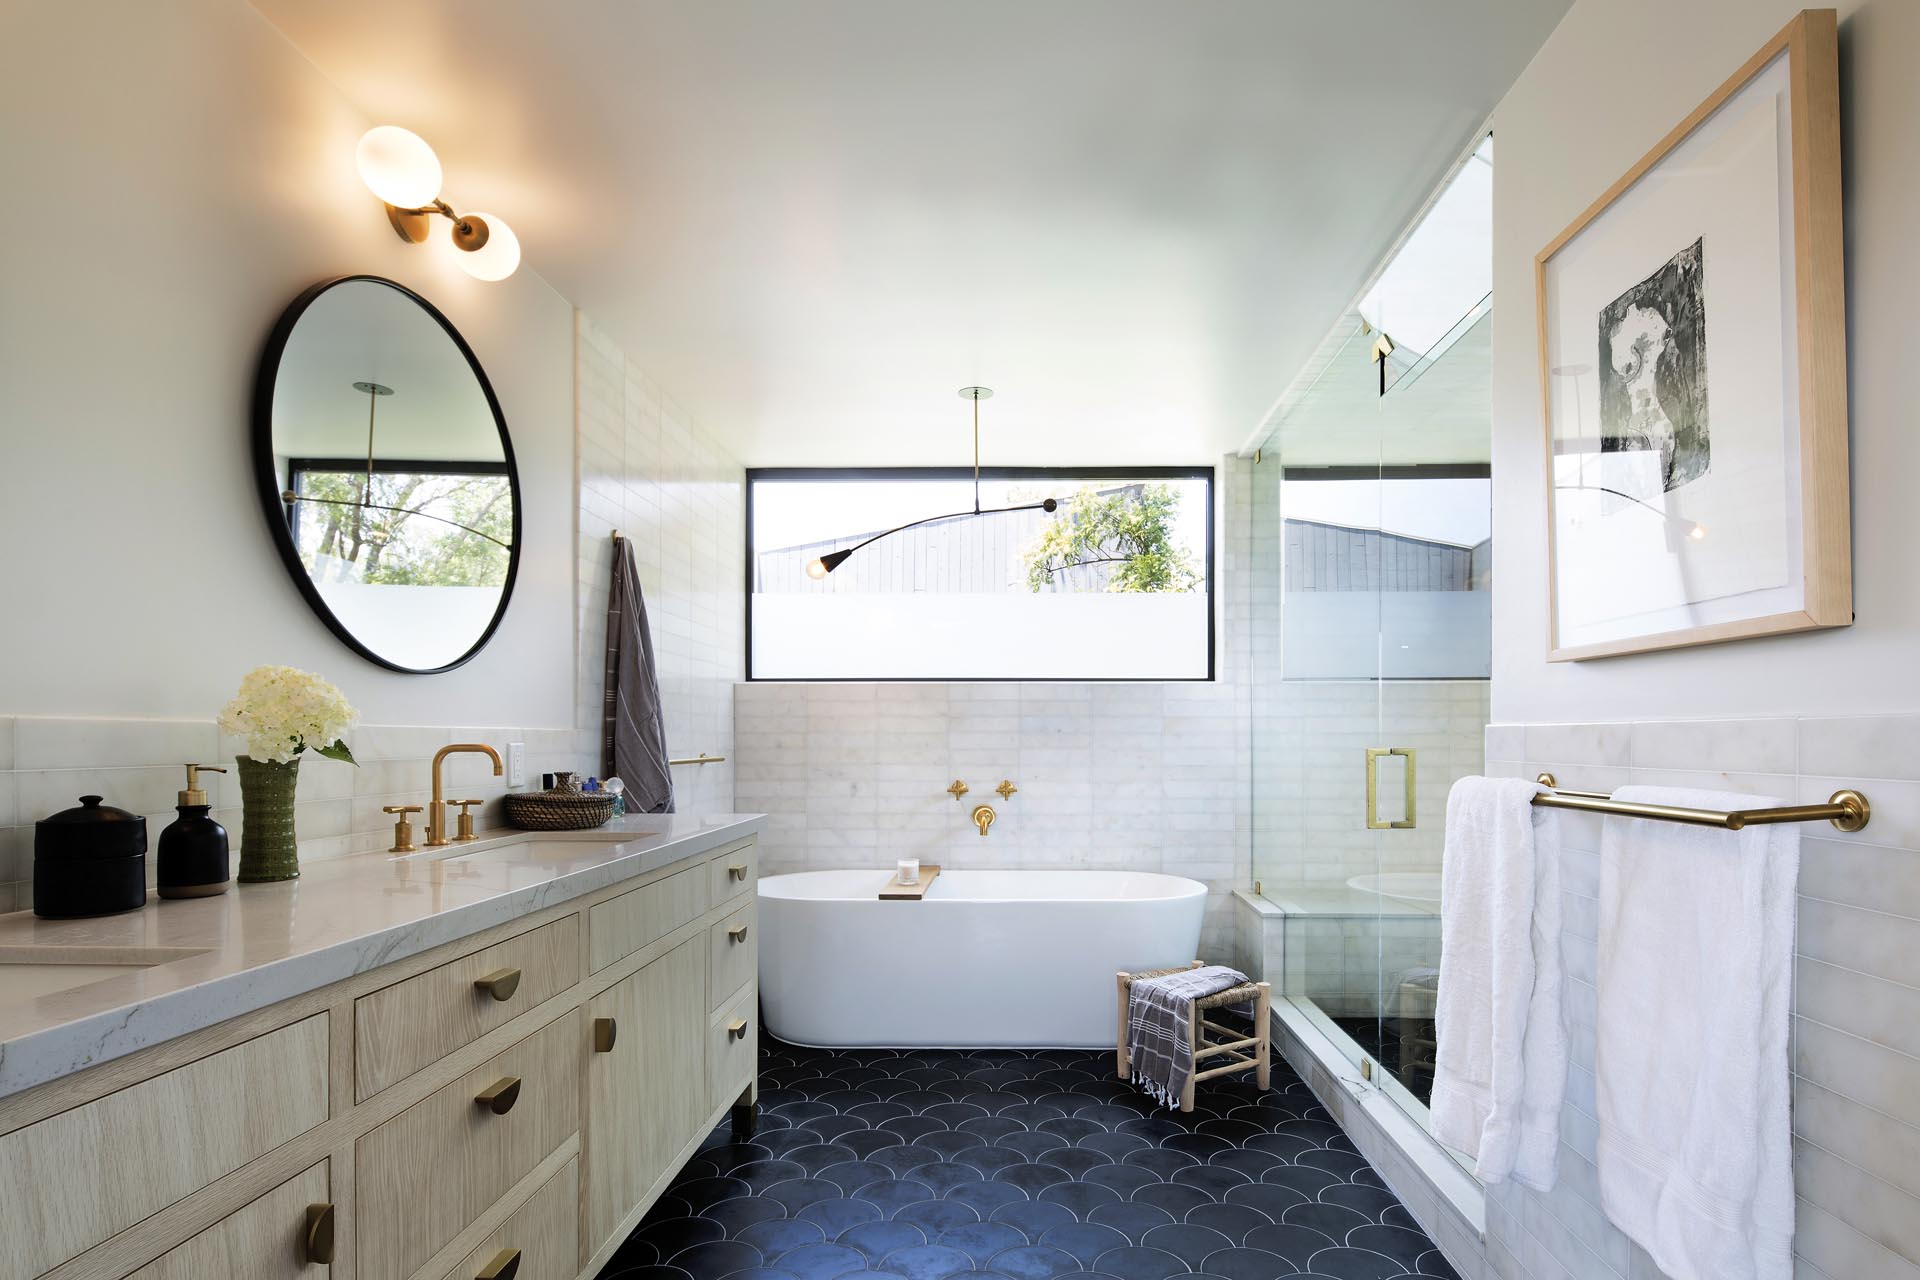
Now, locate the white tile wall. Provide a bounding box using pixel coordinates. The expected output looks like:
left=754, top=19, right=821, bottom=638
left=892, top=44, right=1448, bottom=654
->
left=0, top=716, right=586, bottom=909
left=573, top=313, right=744, bottom=815
left=1485, top=716, right=1920, bottom=1280
left=735, top=679, right=1251, bottom=955
left=732, top=457, right=1255, bottom=958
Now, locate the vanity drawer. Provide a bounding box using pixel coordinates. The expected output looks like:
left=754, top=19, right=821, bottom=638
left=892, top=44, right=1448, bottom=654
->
left=0, top=1014, right=328, bottom=1280
left=588, top=862, right=708, bottom=972
left=356, top=1011, right=581, bottom=1280
left=709, top=905, right=756, bottom=1009
left=437, top=1157, right=577, bottom=1280
left=707, top=991, right=757, bottom=1115
left=128, top=1160, right=332, bottom=1279
left=355, top=916, right=580, bottom=1101
left=710, top=841, right=757, bottom=907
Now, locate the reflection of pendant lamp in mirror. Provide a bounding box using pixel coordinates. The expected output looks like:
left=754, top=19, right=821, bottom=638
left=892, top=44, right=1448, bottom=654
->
left=278, top=380, right=512, bottom=549
left=355, top=126, right=521, bottom=282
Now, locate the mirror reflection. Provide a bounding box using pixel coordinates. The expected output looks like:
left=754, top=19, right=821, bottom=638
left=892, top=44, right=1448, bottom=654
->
left=260, top=277, right=518, bottom=672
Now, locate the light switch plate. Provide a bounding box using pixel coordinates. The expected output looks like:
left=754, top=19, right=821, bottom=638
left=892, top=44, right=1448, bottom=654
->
left=506, top=741, right=526, bottom=787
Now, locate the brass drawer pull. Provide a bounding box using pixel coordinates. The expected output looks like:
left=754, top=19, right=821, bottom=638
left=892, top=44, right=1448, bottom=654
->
left=304, top=1202, right=336, bottom=1265
left=475, top=1075, right=522, bottom=1115
left=727, top=1018, right=749, bottom=1042
left=477, top=1247, right=522, bottom=1280
left=728, top=924, right=749, bottom=942
left=593, top=1016, right=618, bottom=1053
left=727, top=863, right=748, bottom=881
left=474, top=967, right=523, bottom=1002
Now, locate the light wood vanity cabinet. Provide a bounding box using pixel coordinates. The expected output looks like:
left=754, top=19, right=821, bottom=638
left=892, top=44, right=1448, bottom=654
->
left=0, top=835, right=759, bottom=1280
left=0, top=1014, right=329, bottom=1280
left=126, top=1161, right=331, bottom=1280
left=584, top=937, right=708, bottom=1250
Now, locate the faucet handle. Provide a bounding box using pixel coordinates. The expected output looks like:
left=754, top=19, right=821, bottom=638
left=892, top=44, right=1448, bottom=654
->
left=451, top=799, right=483, bottom=843
left=946, top=780, right=970, bottom=801
left=383, top=805, right=423, bottom=854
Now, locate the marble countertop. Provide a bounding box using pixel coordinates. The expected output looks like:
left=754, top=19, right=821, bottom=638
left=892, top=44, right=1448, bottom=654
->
left=0, top=813, right=766, bottom=1099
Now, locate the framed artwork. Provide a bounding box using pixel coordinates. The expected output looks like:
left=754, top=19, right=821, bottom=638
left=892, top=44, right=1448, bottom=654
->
left=1536, top=9, right=1849, bottom=661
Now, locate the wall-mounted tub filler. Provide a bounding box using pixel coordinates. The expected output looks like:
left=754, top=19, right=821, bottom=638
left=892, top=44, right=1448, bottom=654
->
left=971, top=804, right=995, bottom=836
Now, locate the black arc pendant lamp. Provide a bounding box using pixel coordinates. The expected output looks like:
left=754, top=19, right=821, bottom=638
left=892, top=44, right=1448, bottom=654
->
left=804, top=387, right=1057, bottom=579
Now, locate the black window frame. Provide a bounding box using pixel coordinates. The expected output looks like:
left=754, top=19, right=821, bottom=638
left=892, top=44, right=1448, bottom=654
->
left=744, top=465, right=1217, bottom=682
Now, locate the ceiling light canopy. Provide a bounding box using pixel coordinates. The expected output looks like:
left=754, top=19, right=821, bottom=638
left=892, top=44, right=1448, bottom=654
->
left=803, top=387, right=1058, bottom=580
left=355, top=126, right=521, bottom=282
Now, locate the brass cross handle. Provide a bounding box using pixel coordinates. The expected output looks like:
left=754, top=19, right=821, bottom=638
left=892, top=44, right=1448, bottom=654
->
left=946, top=780, right=970, bottom=801
left=995, top=779, right=1018, bottom=800
left=383, top=805, right=424, bottom=853
left=452, top=799, right=483, bottom=842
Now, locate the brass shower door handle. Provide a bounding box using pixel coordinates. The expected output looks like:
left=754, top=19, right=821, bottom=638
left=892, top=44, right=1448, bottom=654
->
left=1365, top=747, right=1417, bottom=830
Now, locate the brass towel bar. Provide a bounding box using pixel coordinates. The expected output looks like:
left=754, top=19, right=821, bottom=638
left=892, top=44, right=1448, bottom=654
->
left=669, top=754, right=726, bottom=766
left=1533, top=773, right=1870, bottom=833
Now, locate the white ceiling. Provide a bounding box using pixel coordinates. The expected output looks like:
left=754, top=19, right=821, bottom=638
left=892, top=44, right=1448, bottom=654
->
left=254, top=0, right=1565, bottom=466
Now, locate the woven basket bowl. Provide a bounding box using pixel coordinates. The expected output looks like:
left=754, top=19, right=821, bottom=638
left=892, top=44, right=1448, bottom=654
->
left=503, top=790, right=616, bottom=831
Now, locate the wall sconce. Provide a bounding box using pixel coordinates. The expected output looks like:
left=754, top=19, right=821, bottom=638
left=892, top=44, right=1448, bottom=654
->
left=355, top=125, right=521, bottom=282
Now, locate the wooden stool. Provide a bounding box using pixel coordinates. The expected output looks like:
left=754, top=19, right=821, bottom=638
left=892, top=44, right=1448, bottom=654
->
left=1115, top=961, right=1272, bottom=1112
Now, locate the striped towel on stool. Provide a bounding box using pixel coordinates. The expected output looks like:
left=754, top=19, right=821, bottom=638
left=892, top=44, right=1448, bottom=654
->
left=1127, top=964, right=1252, bottom=1108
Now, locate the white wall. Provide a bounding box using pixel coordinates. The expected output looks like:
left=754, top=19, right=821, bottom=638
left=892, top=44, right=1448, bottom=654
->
left=0, top=0, right=575, bottom=729
left=1487, top=2, right=1920, bottom=1278
left=1489, top=0, right=1918, bottom=725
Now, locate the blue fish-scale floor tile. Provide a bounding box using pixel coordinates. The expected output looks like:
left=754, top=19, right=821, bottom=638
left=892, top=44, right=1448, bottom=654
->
left=597, top=1039, right=1445, bottom=1280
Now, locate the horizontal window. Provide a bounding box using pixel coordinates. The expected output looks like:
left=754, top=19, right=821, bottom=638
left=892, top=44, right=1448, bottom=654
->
left=747, top=469, right=1214, bottom=680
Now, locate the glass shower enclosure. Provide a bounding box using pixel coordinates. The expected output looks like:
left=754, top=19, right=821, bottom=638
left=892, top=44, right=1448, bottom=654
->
left=1249, top=305, right=1492, bottom=1131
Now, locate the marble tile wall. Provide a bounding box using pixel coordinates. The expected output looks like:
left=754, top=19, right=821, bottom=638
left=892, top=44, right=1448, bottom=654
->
left=1482, top=716, right=1920, bottom=1280
left=0, top=716, right=586, bottom=910
left=574, top=313, right=744, bottom=816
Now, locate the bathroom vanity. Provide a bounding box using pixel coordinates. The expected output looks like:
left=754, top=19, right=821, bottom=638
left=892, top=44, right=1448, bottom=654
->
left=0, top=814, right=763, bottom=1280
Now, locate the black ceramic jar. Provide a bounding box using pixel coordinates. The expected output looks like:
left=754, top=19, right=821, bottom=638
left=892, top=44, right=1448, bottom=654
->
left=34, top=795, right=148, bottom=918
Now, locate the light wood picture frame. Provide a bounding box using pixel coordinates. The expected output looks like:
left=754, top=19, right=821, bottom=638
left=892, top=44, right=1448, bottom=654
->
left=1536, top=9, right=1849, bottom=661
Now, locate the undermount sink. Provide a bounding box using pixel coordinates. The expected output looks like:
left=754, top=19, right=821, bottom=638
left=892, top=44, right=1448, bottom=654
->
left=0, top=946, right=210, bottom=1003
left=393, top=832, right=635, bottom=863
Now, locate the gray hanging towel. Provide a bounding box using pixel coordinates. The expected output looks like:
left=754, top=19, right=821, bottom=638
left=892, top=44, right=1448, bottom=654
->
left=603, top=536, right=674, bottom=813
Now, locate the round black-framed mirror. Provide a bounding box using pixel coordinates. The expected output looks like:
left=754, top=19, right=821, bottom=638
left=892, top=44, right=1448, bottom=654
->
left=252, top=276, right=522, bottom=674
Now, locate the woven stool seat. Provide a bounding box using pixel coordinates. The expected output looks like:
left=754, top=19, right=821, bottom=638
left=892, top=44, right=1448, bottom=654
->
left=1116, top=961, right=1272, bottom=1112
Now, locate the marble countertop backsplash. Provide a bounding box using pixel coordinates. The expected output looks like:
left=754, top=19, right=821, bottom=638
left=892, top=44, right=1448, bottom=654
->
left=0, top=812, right=764, bottom=1100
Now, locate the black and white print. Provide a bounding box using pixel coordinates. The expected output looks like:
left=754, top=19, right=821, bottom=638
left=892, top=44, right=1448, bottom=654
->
left=600, top=1038, right=1459, bottom=1280
left=1596, top=236, right=1710, bottom=496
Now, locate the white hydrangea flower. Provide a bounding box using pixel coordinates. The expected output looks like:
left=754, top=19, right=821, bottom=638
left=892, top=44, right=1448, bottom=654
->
left=218, top=665, right=359, bottom=764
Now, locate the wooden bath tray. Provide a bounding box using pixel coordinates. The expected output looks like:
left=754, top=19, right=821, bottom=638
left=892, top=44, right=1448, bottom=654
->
left=879, top=864, right=942, bottom=900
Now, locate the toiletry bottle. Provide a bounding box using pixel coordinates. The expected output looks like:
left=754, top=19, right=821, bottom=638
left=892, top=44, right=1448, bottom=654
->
left=157, top=764, right=231, bottom=899
left=605, top=777, right=626, bottom=818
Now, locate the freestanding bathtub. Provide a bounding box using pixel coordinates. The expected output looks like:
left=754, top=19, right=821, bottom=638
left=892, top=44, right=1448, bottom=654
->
left=758, top=869, right=1207, bottom=1047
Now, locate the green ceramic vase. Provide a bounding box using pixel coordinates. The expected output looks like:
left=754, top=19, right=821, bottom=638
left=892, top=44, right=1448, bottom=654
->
left=236, top=755, right=301, bottom=882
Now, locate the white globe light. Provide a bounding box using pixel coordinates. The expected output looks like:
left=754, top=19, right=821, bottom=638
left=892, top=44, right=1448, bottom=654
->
left=455, top=213, right=521, bottom=281
left=356, top=126, right=442, bottom=208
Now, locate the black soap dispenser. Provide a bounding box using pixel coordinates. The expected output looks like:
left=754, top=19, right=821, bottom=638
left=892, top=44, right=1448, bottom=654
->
left=157, top=764, right=231, bottom=899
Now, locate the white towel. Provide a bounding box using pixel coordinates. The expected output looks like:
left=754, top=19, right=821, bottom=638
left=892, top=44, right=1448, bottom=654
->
left=1596, top=787, right=1797, bottom=1280
left=1431, top=776, right=1567, bottom=1190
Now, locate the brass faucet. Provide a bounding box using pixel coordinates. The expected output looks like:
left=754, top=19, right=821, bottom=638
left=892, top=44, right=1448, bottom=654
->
left=427, top=744, right=503, bottom=846
left=971, top=804, right=996, bottom=837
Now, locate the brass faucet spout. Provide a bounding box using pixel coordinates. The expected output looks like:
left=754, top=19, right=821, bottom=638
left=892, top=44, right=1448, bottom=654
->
left=427, top=743, right=504, bottom=847
left=971, top=804, right=995, bottom=837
